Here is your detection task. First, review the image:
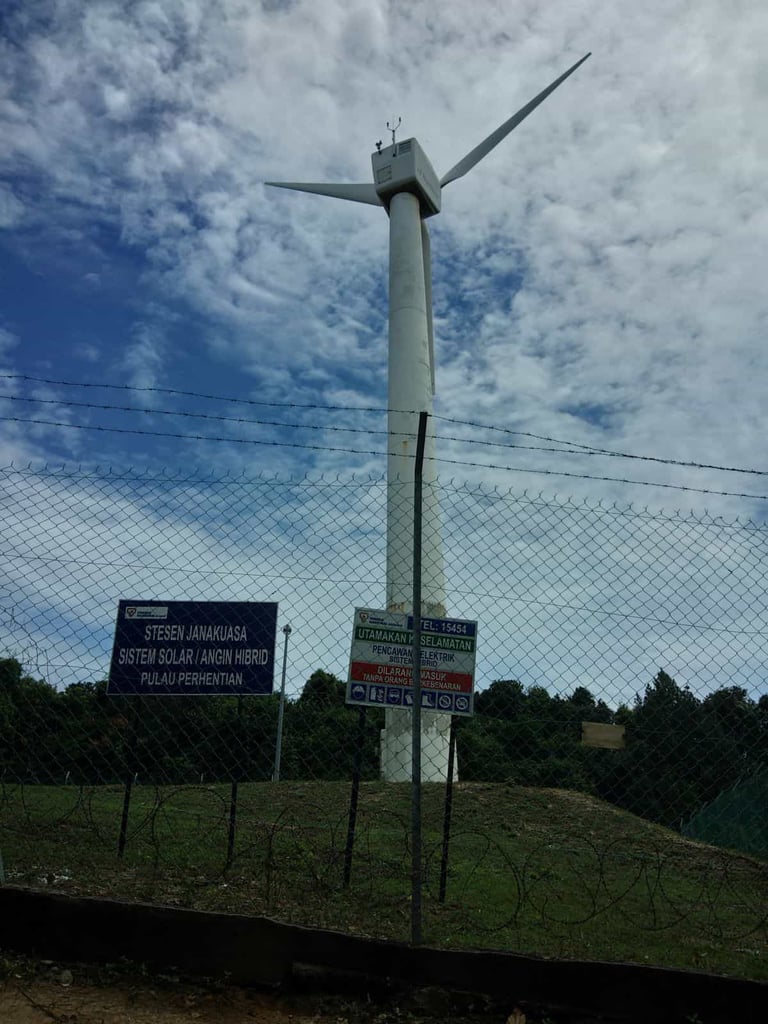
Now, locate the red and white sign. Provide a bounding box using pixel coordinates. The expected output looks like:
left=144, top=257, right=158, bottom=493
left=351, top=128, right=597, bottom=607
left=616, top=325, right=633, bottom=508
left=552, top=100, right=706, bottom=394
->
left=346, top=608, right=477, bottom=716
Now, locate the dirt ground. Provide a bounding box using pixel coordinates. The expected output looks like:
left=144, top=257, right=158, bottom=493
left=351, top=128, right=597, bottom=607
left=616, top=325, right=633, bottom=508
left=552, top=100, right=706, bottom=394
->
left=0, top=958, right=532, bottom=1024
left=1, top=975, right=308, bottom=1024
left=0, top=982, right=534, bottom=1024
left=0, top=983, right=301, bottom=1024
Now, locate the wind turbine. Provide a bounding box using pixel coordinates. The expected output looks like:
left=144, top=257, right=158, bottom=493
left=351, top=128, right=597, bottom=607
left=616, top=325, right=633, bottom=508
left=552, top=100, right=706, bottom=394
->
left=266, top=53, right=591, bottom=782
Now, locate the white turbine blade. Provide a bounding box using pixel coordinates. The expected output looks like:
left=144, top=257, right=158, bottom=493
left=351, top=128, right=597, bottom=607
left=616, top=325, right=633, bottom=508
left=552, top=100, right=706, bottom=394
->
left=421, top=220, right=435, bottom=396
left=265, top=181, right=382, bottom=206
left=439, top=52, right=591, bottom=187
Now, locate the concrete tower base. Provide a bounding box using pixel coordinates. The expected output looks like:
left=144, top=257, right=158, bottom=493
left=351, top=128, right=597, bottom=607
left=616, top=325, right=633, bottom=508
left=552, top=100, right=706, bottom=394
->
left=381, top=706, right=454, bottom=782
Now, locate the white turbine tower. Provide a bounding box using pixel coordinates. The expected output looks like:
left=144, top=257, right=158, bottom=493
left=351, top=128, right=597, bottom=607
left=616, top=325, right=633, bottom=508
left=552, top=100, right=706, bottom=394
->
left=267, top=53, right=590, bottom=782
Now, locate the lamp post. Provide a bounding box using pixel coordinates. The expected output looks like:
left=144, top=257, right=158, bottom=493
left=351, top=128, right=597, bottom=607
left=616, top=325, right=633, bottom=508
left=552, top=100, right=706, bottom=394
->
left=272, top=624, right=292, bottom=782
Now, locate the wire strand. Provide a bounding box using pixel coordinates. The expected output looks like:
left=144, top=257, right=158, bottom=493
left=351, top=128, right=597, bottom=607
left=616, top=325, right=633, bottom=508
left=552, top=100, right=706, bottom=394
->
left=3, top=414, right=768, bottom=500
left=0, top=372, right=387, bottom=414
left=4, top=390, right=768, bottom=479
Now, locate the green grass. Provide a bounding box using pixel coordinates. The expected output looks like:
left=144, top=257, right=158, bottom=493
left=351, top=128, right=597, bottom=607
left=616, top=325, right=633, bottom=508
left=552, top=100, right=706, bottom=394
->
left=1, top=780, right=766, bottom=980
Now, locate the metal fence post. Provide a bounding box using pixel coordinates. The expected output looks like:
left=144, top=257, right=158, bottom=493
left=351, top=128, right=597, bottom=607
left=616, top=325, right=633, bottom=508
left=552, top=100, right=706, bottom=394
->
left=439, top=715, right=458, bottom=902
left=343, top=705, right=368, bottom=887
left=117, top=701, right=139, bottom=860
left=273, top=624, right=292, bottom=782
left=411, top=410, right=428, bottom=945
left=226, top=694, right=244, bottom=870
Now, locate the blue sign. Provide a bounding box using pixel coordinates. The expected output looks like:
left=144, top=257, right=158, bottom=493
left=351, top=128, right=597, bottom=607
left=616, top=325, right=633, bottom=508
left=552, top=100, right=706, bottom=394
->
left=108, top=600, right=277, bottom=696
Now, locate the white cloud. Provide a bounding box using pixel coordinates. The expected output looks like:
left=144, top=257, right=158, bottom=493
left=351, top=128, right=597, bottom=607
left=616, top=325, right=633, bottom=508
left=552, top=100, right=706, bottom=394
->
left=0, top=332, right=91, bottom=463
left=120, top=321, right=166, bottom=400
left=1, top=0, right=768, bottom=692
left=0, top=327, right=19, bottom=360
left=73, top=342, right=101, bottom=362
left=0, top=186, right=25, bottom=228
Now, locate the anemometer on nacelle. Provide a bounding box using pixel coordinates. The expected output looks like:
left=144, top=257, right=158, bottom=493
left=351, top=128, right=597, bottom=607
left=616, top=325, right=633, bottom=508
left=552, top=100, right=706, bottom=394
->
left=265, top=53, right=590, bottom=219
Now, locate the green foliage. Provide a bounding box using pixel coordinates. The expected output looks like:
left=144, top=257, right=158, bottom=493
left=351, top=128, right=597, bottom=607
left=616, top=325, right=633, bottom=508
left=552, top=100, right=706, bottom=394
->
left=462, top=670, right=767, bottom=848
left=1, top=654, right=766, bottom=849
left=602, top=670, right=767, bottom=829
left=474, top=678, right=525, bottom=719
left=283, top=670, right=383, bottom=779
left=2, top=779, right=766, bottom=981
left=297, top=669, right=346, bottom=707
left=683, top=770, right=768, bottom=859
left=0, top=659, right=385, bottom=786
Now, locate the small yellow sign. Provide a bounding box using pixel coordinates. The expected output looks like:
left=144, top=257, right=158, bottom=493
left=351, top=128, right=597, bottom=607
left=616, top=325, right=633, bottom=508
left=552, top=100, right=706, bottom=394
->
left=581, top=721, right=626, bottom=749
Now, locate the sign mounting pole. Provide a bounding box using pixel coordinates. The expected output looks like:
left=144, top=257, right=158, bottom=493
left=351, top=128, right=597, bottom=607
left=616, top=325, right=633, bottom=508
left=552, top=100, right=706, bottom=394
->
left=411, top=411, right=427, bottom=945
left=273, top=624, right=293, bottom=782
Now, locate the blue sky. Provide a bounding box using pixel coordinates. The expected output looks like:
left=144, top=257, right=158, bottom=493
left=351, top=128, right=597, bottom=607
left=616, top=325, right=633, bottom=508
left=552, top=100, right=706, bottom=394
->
left=2, top=0, right=768, bottom=697
left=2, top=0, right=767, bottom=510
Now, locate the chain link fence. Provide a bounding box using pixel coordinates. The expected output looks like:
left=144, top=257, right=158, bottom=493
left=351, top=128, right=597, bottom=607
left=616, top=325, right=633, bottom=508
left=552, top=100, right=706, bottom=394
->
left=1, top=464, right=766, bottom=976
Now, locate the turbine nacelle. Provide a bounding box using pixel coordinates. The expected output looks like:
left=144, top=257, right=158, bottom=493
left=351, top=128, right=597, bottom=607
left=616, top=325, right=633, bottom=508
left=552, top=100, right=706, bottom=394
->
left=265, top=53, right=590, bottom=216
left=372, top=138, right=441, bottom=218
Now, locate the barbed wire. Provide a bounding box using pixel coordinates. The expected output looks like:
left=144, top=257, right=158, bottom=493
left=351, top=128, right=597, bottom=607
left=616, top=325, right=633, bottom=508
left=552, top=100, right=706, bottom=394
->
left=5, top=462, right=768, bottom=528
left=4, top=373, right=766, bottom=479
left=3, top=414, right=768, bottom=501
left=0, top=372, right=387, bottom=413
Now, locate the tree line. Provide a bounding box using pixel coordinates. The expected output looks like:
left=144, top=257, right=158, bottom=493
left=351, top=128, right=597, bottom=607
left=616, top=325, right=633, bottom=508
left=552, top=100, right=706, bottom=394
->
left=1, top=656, right=766, bottom=830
